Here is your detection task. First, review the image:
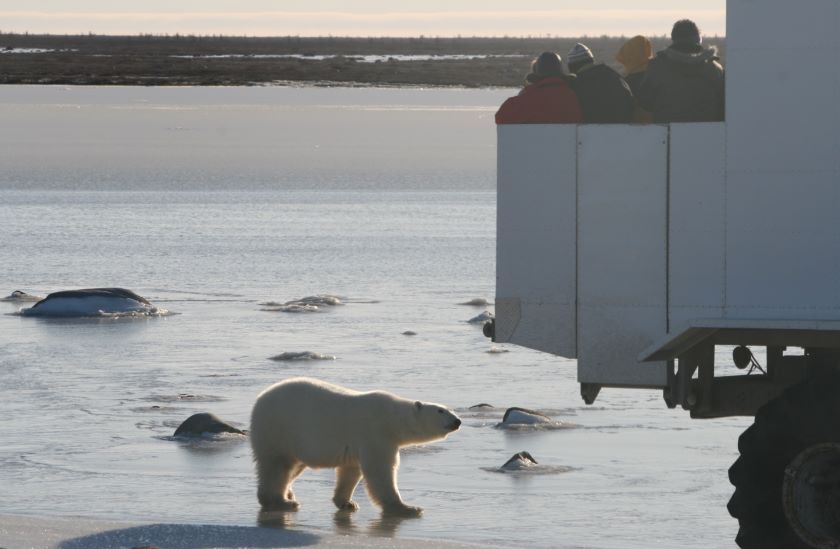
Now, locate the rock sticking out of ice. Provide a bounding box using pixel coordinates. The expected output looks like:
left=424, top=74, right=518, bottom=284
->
left=269, top=351, right=336, bottom=361
left=500, top=407, right=553, bottom=425
left=467, top=310, right=494, bottom=324
left=173, top=412, right=246, bottom=437
left=486, top=347, right=509, bottom=354
left=500, top=451, right=539, bottom=471
left=1, top=290, right=42, bottom=302
left=260, top=294, right=343, bottom=313
left=494, top=407, right=579, bottom=430
left=459, top=297, right=491, bottom=307
left=484, top=452, right=575, bottom=475
left=17, top=287, right=169, bottom=317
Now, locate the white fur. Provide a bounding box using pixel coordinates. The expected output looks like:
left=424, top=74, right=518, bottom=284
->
left=250, top=377, right=460, bottom=516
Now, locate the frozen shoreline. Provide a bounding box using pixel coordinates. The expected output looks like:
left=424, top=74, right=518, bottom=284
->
left=0, top=513, right=490, bottom=549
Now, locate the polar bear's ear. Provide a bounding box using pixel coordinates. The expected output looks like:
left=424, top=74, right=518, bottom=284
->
left=414, top=401, right=423, bottom=410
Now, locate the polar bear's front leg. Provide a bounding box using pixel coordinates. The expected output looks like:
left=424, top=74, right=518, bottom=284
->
left=256, top=458, right=303, bottom=511
left=333, top=465, right=362, bottom=511
left=360, top=449, right=422, bottom=517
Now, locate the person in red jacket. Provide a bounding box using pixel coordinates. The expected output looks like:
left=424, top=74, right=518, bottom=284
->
left=495, top=52, right=584, bottom=124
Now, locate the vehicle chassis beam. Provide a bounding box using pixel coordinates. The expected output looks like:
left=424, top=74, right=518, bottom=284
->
left=669, top=345, right=817, bottom=419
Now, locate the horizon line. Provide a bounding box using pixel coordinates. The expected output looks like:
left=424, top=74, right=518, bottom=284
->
left=0, top=31, right=728, bottom=39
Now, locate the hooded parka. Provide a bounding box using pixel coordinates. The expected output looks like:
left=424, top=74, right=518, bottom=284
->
left=495, top=76, right=584, bottom=125
left=637, top=45, right=725, bottom=123
left=570, top=63, right=634, bottom=124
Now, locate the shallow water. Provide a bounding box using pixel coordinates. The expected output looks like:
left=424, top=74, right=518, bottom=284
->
left=0, top=85, right=749, bottom=548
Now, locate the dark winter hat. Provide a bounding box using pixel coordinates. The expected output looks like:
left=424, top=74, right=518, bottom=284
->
left=671, top=19, right=702, bottom=45
left=567, top=43, right=595, bottom=65
left=526, top=51, right=565, bottom=82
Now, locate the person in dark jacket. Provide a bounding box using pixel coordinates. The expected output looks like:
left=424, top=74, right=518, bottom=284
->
left=495, top=52, right=584, bottom=125
left=566, top=42, right=634, bottom=124
left=637, top=19, right=725, bottom=123
left=616, top=35, right=653, bottom=123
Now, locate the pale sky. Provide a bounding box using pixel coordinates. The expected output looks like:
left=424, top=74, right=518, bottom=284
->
left=0, top=1, right=726, bottom=37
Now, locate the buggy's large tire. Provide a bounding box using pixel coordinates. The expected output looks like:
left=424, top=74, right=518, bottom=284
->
left=728, top=374, right=840, bottom=548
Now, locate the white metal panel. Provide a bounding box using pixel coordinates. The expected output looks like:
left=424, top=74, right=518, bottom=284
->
left=668, top=123, right=726, bottom=331
left=728, top=0, right=838, bottom=50
left=727, top=0, right=839, bottom=172
left=724, top=172, right=840, bottom=318
left=726, top=48, right=837, bottom=173
left=496, top=125, right=578, bottom=357
left=725, top=0, right=840, bottom=320
left=577, top=125, right=668, bottom=387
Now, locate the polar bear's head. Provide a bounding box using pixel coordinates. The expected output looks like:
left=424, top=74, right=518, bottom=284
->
left=408, top=401, right=461, bottom=444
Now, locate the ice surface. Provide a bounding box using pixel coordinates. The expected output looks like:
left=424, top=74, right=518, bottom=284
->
left=0, top=85, right=748, bottom=549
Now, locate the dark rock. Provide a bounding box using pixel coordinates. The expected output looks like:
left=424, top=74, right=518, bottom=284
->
left=173, top=412, right=245, bottom=437
left=501, top=407, right=552, bottom=425
left=459, top=298, right=490, bottom=307
left=501, top=451, right=538, bottom=470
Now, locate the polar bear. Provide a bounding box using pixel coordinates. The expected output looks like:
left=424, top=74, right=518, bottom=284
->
left=250, top=377, right=461, bottom=516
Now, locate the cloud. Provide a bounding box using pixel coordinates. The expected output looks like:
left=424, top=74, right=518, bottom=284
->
left=0, top=10, right=726, bottom=36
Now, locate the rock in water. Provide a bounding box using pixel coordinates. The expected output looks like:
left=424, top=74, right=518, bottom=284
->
left=261, top=294, right=343, bottom=313
left=486, top=347, right=509, bottom=354
left=468, top=403, right=494, bottom=411
left=467, top=310, right=494, bottom=324
left=1, top=290, right=42, bottom=302
left=19, top=287, right=163, bottom=317
left=501, top=451, right=539, bottom=471
left=269, top=351, right=336, bottom=361
left=458, top=298, right=491, bottom=307
left=295, top=295, right=342, bottom=306
left=500, top=407, right=553, bottom=425
left=174, top=412, right=245, bottom=437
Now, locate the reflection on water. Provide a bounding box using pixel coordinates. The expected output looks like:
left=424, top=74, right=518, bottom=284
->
left=257, top=510, right=296, bottom=530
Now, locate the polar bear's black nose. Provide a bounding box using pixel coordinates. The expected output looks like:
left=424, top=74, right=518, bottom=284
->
left=451, top=418, right=462, bottom=430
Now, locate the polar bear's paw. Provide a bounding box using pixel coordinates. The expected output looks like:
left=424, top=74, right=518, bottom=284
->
left=333, top=498, right=360, bottom=512
left=258, top=494, right=301, bottom=511
left=382, top=503, right=423, bottom=517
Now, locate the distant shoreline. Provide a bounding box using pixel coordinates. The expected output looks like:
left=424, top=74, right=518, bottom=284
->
left=0, top=33, right=725, bottom=87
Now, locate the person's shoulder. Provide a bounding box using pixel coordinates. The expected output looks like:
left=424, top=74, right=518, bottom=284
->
left=495, top=91, right=529, bottom=124
left=594, top=63, right=620, bottom=75
left=497, top=92, right=524, bottom=110
left=650, top=50, right=668, bottom=64
left=647, top=50, right=671, bottom=70
left=595, top=63, right=629, bottom=82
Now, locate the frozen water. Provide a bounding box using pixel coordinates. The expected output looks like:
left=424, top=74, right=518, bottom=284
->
left=0, top=85, right=748, bottom=549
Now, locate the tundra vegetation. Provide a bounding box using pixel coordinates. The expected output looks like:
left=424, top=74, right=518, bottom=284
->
left=0, top=33, right=725, bottom=87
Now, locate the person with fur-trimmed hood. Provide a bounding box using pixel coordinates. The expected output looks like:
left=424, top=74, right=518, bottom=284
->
left=495, top=52, right=584, bottom=124
left=637, top=19, right=725, bottom=122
